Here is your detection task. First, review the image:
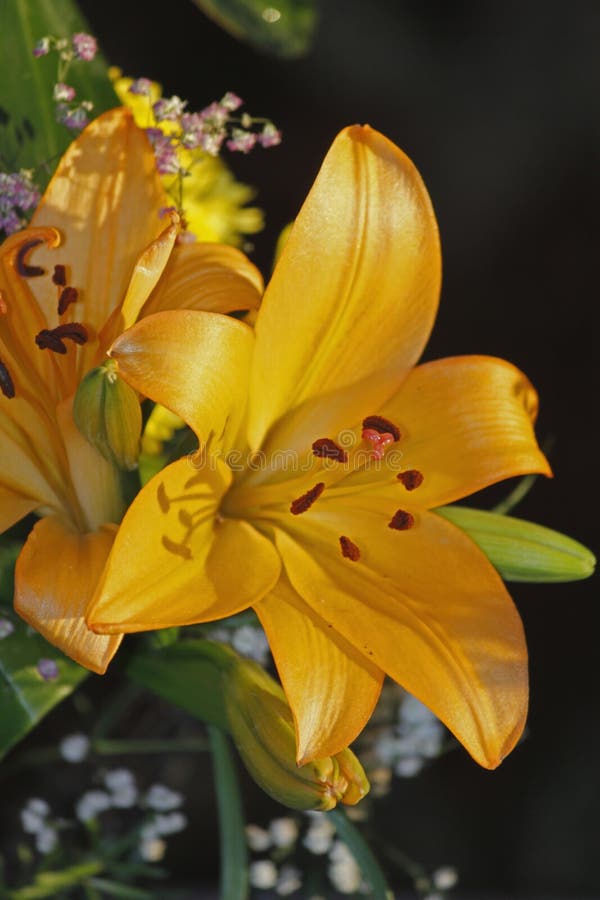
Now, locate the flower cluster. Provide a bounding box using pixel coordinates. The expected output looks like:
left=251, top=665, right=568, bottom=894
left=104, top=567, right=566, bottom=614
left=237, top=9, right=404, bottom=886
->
left=0, top=170, right=40, bottom=235
left=32, top=33, right=98, bottom=130
left=112, top=72, right=279, bottom=243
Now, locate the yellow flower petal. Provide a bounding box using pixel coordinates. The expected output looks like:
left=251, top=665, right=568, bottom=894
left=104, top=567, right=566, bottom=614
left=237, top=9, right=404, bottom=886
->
left=140, top=241, right=263, bottom=318
left=100, top=216, right=179, bottom=346
left=88, top=457, right=281, bottom=632
left=14, top=517, right=122, bottom=675
left=109, top=310, right=253, bottom=454
left=335, top=355, right=551, bottom=506
left=0, top=488, right=37, bottom=533
left=274, top=503, right=529, bottom=769
left=29, top=108, right=167, bottom=368
left=255, top=574, right=383, bottom=763
left=248, top=124, right=441, bottom=448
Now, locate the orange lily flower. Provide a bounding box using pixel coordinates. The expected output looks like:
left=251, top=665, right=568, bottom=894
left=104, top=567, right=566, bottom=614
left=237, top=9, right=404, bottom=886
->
left=0, top=107, right=262, bottom=673
left=88, top=125, right=551, bottom=768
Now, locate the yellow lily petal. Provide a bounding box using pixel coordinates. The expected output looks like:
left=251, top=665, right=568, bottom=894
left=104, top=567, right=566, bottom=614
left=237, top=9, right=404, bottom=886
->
left=377, top=355, right=551, bottom=508
left=29, top=108, right=167, bottom=358
left=14, top=517, right=122, bottom=675
left=100, top=216, right=179, bottom=347
left=255, top=574, right=383, bottom=763
left=249, top=124, right=441, bottom=448
left=274, top=502, right=529, bottom=769
left=109, top=310, right=253, bottom=453
left=140, top=242, right=263, bottom=317
left=88, top=457, right=281, bottom=633
left=322, top=355, right=550, bottom=503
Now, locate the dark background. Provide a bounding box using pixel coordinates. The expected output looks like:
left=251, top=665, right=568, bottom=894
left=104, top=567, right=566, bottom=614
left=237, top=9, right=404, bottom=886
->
left=24, top=0, right=600, bottom=895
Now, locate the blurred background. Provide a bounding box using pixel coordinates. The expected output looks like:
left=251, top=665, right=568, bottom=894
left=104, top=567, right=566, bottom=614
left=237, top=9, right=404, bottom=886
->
left=4, top=1, right=599, bottom=896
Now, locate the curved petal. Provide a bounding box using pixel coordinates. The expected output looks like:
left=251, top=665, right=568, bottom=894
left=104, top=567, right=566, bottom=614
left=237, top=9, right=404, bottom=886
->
left=88, top=457, right=281, bottom=633
left=14, top=517, right=122, bottom=675
left=255, top=575, right=383, bottom=763
left=109, top=310, right=253, bottom=454
left=30, top=107, right=167, bottom=370
left=248, top=124, right=441, bottom=448
left=99, top=216, right=179, bottom=347
left=272, top=499, right=529, bottom=769
left=377, top=355, right=551, bottom=507
left=140, top=242, right=263, bottom=318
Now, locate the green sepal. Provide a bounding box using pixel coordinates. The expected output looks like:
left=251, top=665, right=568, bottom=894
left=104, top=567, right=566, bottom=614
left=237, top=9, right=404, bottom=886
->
left=73, top=362, right=142, bottom=471
left=436, top=505, right=596, bottom=583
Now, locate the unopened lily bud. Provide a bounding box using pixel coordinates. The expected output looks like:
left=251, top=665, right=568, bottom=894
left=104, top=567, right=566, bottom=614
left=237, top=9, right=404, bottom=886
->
left=437, top=506, right=595, bottom=583
left=73, top=360, right=142, bottom=470
left=224, top=657, right=369, bottom=811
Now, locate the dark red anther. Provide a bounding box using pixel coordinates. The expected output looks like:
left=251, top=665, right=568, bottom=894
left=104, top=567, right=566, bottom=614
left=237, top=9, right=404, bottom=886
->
left=388, top=509, right=415, bottom=531
left=35, top=322, right=88, bottom=354
left=58, top=286, right=78, bottom=316
left=290, top=482, right=325, bottom=515
left=16, top=239, right=45, bottom=277
left=339, top=535, right=360, bottom=561
left=0, top=359, right=15, bottom=399
left=397, top=469, right=424, bottom=491
left=362, top=415, right=400, bottom=442
left=312, top=438, right=348, bottom=463
left=52, top=264, right=67, bottom=286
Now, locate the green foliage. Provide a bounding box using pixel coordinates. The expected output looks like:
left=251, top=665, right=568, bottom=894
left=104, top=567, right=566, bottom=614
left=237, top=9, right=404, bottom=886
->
left=0, top=0, right=118, bottom=184
left=191, top=0, right=318, bottom=58
left=0, top=544, right=88, bottom=760
left=127, top=639, right=232, bottom=732
left=437, top=505, right=596, bottom=583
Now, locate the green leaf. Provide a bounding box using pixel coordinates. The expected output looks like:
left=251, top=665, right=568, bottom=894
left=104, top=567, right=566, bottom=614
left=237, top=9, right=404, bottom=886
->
left=191, top=0, right=318, bottom=58
left=208, top=725, right=249, bottom=900
left=126, top=640, right=233, bottom=731
left=436, top=505, right=596, bottom=583
left=8, top=860, right=103, bottom=899
left=0, top=0, right=118, bottom=184
left=0, top=542, right=89, bottom=759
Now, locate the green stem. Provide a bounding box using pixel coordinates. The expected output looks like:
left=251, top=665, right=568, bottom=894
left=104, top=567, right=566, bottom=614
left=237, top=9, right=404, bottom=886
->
left=93, top=737, right=209, bottom=755
left=492, top=473, right=538, bottom=515
left=208, top=725, right=249, bottom=900
left=91, top=682, right=144, bottom=739
left=8, top=860, right=103, bottom=900
left=329, top=807, right=394, bottom=900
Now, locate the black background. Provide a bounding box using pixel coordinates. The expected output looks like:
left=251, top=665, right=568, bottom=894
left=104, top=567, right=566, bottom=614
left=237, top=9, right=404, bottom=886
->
left=22, top=0, right=600, bottom=895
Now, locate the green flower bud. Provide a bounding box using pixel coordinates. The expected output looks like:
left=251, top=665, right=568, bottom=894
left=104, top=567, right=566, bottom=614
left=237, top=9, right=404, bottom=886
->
left=436, top=506, right=595, bottom=583
left=73, top=360, right=142, bottom=470
left=224, top=656, right=370, bottom=811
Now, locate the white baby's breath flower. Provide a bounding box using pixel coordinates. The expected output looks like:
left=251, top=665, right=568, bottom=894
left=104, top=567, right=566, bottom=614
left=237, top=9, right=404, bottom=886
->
left=303, top=812, right=335, bottom=855
left=75, top=790, right=111, bottom=822
left=249, top=859, right=278, bottom=890
left=35, top=826, right=58, bottom=854
left=139, top=836, right=167, bottom=862
left=269, top=816, right=298, bottom=848
left=145, top=783, right=183, bottom=811
left=59, top=733, right=90, bottom=763
left=245, top=823, right=271, bottom=852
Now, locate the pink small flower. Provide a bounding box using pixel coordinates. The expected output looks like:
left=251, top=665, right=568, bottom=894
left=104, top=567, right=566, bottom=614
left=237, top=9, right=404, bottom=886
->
left=55, top=103, right=90, bottom=131
left=153, top=96, right=186, bottom=123
left=72, top=32, right=97, bottom=62
left=226, top=129, right=258, bottom=154
left=53, top=82, right=76, bottom=102
left=32, top=37, right=50, bottom=57
left=145, top=128, right=179, bottom=175
left=128, top=77, right=153, bottom=96
left=199, top=101, right=229, bottom=127
left=220, top=92, right=243, bottom=111
left=259, top=122, right=282, bottom=148
left=37, top=658, right=59, bottom=681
